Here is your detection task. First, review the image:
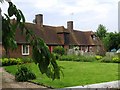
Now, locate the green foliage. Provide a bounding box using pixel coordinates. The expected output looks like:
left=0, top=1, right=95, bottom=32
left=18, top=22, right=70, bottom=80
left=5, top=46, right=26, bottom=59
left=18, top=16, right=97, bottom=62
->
left=96, top=24, right=107, bottom=40
left=1, top=58, right=22, bottom=66
left=100, top=56, right=112, bottom=63
left=59, top=55, right=96, bottom=62
left=15, top=65, right=36, bottom=82
left=2, top=2, right=25, bottom=57
left=32, top=38, right=62, bottom=80
left=2, top=1, right=62, bottom=80
left=103, top=32, right=120, bottom=51
left=21, top=57, right=33, bottom=63
left=95, top=55, right=103, bottom=60
left=53, top=46, right=65, bottom=56
left=112, top=56, right=120, bottom=63
left=96, top=24, right=120, bottom=51
left=53, top=53, right=60, bottom=60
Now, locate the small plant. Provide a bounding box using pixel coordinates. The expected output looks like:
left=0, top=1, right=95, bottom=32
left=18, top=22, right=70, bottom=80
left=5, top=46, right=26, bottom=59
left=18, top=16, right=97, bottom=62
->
left=95, top=55, right=102, bottom=60
left=53, top=46, right=65, bottom=56
left=15, top=65, right=36, bottom=82
left=112, top=56, right=120, bottom=63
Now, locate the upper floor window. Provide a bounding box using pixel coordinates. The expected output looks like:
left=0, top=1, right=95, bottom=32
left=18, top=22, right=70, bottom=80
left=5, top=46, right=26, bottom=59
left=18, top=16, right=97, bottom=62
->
left=22, top=45, right=29, bottom=55
left=91, top=35, right=96, bottom=40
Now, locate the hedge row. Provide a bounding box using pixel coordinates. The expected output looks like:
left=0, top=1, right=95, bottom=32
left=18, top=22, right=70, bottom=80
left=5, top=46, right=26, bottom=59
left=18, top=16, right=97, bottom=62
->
left=0, top=57, right=33, bottom=66
left=59, top=55, right=120, bottom=63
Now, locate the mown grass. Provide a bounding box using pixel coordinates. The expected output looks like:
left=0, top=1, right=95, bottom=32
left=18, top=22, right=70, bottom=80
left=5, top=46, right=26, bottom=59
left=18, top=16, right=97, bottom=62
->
left=4, top=61, right=119, bottom=88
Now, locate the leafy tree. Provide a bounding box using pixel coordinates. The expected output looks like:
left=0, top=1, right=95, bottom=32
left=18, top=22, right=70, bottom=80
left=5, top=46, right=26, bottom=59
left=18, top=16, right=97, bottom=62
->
left=1, top=1, right=62, bottom=80
left=103, top=32, right=120, bottom=51
left=96, top=24, right=107, bottom=40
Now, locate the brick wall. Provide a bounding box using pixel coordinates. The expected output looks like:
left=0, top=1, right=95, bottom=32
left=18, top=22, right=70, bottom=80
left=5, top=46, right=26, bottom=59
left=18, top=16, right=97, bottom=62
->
left=9, top=44, right=32, bottom=58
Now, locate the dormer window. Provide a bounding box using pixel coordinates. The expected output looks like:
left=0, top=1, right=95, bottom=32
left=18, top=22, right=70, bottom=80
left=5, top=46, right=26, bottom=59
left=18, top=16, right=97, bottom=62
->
left=91, top=35, right=96, bottom=40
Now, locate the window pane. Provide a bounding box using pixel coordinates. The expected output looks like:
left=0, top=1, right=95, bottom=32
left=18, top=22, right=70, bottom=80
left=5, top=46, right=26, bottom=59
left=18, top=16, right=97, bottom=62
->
left=26, top=46, right=28, bottom=53
left=23, top=45, right=26, bottom=53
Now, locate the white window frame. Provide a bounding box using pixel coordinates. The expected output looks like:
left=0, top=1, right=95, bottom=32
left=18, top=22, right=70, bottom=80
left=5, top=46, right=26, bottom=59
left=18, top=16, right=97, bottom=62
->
left=22, top=45, right=30, bottom=55
left=93, top=35, right=96, bottom=40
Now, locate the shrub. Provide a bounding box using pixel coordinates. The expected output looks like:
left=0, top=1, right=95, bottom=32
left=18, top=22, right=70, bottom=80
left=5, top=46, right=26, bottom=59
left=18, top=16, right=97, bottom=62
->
left=112, top=56, right=120, bottom=63
left=2, top=58, right=9, bottom=66
left=53, top=46, right=65, bottom=56
left=1, top=57, right=33, bottom=66
left=15, top=65, right=36, bottom=82
left=59, top=55, right=96, bottom=62
left=100, top=56, right=112, bottom=63
left=84, top=56, right=96, bottom=62
left=21, top=57, right=33, bottom=63
left=53, top=53, right=60, bottom=60
left=95, top=55, right=102, bottom=60
left=1, top=58, right=22, bottom=66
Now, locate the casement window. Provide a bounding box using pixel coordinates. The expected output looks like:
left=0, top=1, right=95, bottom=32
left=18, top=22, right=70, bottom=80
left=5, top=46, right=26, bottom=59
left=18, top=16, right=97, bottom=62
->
left=22, top=45, right=29, bottom=55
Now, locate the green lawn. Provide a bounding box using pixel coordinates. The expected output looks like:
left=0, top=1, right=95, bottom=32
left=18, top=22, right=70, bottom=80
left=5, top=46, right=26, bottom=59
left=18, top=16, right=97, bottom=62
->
left=4, top=61, right=119, bottom=88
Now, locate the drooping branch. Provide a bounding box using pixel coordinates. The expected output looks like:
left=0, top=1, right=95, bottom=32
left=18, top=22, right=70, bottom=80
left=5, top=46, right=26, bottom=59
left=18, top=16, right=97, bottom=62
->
left=2, top=1, right=62, bottom=80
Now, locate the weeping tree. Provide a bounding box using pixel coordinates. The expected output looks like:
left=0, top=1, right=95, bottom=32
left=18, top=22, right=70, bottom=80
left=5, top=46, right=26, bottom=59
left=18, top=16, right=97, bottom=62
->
left=1, top=1, right=62, bottom=80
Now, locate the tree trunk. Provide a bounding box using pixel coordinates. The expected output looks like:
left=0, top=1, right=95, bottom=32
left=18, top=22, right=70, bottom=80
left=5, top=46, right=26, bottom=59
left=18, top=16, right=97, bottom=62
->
left=5, top=48, right=10, bottom=58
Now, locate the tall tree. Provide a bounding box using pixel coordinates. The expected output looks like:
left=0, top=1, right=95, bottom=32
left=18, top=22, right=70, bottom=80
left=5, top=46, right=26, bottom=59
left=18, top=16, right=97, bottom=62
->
left=103, top=32, right=120, bottom=51
left=96, top=24, right=107, bottom=40
left=2, top=1, right=62, bottom=80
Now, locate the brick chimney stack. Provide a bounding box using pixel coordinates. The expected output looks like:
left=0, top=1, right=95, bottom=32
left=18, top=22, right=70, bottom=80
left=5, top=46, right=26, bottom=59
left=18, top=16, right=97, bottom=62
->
left=67, top=21, right=73, bottom=31
left=35, top=14, right=43, bottom=27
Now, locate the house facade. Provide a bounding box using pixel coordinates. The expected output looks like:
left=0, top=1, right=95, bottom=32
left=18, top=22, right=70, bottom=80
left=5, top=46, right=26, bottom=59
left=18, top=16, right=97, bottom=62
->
left=2, top=14, right=105, bottom=58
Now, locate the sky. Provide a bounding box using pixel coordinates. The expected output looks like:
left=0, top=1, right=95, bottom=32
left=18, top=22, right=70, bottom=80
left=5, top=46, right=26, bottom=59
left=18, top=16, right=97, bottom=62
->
left=1, top=0, right=119, bottom=32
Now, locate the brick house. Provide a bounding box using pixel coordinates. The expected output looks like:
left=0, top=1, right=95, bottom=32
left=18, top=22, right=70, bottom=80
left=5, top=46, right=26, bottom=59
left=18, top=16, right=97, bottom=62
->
left=2, top=14, right=105, bottom=58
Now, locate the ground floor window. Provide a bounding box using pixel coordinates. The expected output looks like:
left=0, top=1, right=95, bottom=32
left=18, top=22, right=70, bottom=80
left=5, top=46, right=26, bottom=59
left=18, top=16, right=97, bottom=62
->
left=22, top=45, right=29, bottom=55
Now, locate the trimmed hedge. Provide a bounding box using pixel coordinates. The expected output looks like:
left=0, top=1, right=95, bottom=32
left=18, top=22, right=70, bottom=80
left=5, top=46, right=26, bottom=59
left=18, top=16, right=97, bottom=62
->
left=1, top=58, right=22, bottom=66
left=1, top=57, right=33, bottom=66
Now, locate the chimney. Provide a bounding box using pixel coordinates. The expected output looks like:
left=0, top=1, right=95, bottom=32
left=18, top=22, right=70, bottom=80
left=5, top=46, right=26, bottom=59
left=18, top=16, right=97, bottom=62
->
left=67, top=21, right=73, bottom=31
left=35, top=14, right=43, bottom=27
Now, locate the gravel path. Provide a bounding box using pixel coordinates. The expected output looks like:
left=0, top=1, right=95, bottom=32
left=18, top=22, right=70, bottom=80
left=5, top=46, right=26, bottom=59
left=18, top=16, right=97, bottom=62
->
left=0, top=67, right=47, bottom=89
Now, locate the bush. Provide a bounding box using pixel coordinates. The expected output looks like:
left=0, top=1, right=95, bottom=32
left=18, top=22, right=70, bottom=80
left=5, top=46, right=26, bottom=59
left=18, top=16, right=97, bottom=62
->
left=1, top=58, right=22, bottom=66
left=95, top=55, right=103, bottom=60
left=112, top=56, right=120, bottom=63
left=53, top=46, right=65, bottom=56
left=15, top=65, right=36, bottom=82
left=53, top=53, right=60, bottom=60
left=100, top=56, right=112, bottom=63
left=1, top=57, right=33, bottom=66
left=21, top=57, right=33, bottom=63
left=59, top=55, right=96, bottom=62
left=84, top=56, right=96, bottom=62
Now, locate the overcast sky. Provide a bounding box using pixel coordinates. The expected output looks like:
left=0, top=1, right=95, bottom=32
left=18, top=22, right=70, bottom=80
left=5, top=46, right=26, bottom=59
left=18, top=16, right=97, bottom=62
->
left=1, top=0, right=119, bottom=32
